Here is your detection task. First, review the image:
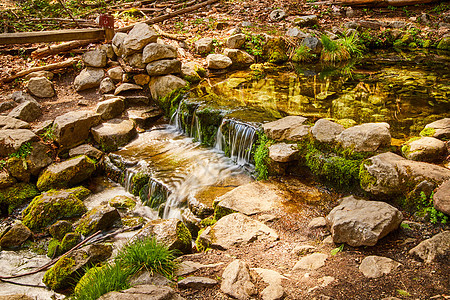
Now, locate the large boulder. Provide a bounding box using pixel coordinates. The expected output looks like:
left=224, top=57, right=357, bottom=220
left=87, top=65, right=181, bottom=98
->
left=197, top=213, right=278, bottom=250
left=22, top=187, right=89, bottom=231
left=434, top=180, right=450, bottom=215
left=36, top=156, right=96, bottom=191
left=8, top=101, right=42, bottom=122
left=206, top=54, right=232, bottom=69
left=0, top=183, right=39, bottom=215
left=311, top=118, right=345, bottom=143
left=360, top=152, right=450, bottom=196
left=326, top=196, right=403, bottom=246
left=401, top=137, right=447, bottom=162
left=142, top=43, right=177, bottom=64
left=223, top=49, right=255, bottom=68
left=421, top=118, right=450, bottom=140
left=73, top=68, right=105, bottom=91
left=53, top=110, right=101, bottom=149
left=96, top=98, right=125, bottom=120
left=122, top=23, right=158, bottom=55
left=0, top=116, right=29, bottom=130
left=91, top=119, right=137, bottom=152
left=221, top=260, right=256, bottom=300
left=0, top=223, right=32, bottom=249
left=336, top=122, right=391, bottom=152
left=149, top=75, right=187, bottom=100
left=409, top=231, right=449, bottom=263
left=262, top=116, right=309, bottom=141
left=0, top=129, right=39, bottom=157
left=82, top=50, right=107, bottom=68
left=111, top=32, right=127, bottom=57
left=27, top=77, right=55, bottom=98
left=75, top=204, right=120, bottom=236
left=146, top=59, right=181, bottom=76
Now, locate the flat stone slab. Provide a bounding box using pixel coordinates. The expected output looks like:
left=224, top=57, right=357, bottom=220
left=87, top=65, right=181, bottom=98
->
left=263, top=116, right=309, bottom=141
left=91, top=119, right=137, bottom=152
left=293, top=253, right=328, bottom=270
left=269, top=143, right=299, bottom=162
left=359, top=255, right=401, bottom=278
left=114, top=83, right=143, bottom=95
left=0, top=116, right=30, bottom=130
left=99, top=284, right=184, bottom=300
left=177, top=277, right=218, bottom=289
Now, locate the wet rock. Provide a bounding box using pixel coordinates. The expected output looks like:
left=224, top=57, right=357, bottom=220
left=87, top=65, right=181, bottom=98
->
left=253, top=268, right=286, bottom=300
left=109, top=195, right=136, bottom=209
left=75, top=204, right=120, bottom=236
left=74, top=67, right=105, bottom=91
left=142, top=43, right=177, bottom=64
left=24, top=70, right=54, bottom=80
left=312, top=119, right=345, bottom=143
left=99, top=284, right=184, bottom=300
left=0, top=129, right=39, bottom=156
left=0, top=183, right=39, bottom=215
left=0, top=116, right=30, bottom=129
left=226, top=33, right=246, bottom=49
left=123, top=52, right=146, bottom=69
left=269, top=142, right=299, bottom=162
left=135, top=218, right=192, bottom=254
left=359, top=256, right=401, bottom=278
left=286, top=27, right=307, bottom=38
left=422, top=118, right=450, bottom=140
left=221, top=260, right=256, bottom=300
left=91, top=118, right=137, bottom=152
left=308, top=217, right=327, bottom=229
left=197, top=213, right=278, bottom=250
left=36, top=155, right=96, bottom=191
left=96, top=97, right=125, bottom=120
left=0, top=100, right=17, bottom=113
left=206, top=54, right=232, bottom=69
left=194, top=38, right=214, bottom=55
left=107, top=66, right=124, bottom=82
left=112, top=32, right=127, bottom=57
left=27, top=77, right=55, bottom=98
left=149, top=75, right=187, bottom=100
left=360, top=152, right=450, bottom=196
left=127, top=106, right=163, bottom=129
left=134, top=74, right=150, bottom=85
left=326, top=196, right=403, bottom=246
left=0, top=223, right=32, bottom=249
left=434, top=180, right=450, bottom=215
left=22, top=187, right=89, bottom=231
left=262, top=116, right=309, bottom=141
left=122, top=23, right=158, bottom=55
left=48, top=220, right=73, bottom=240
left=146, top=59, right=181, bottom=76
left=82, top=50, right=107, bottom=68
left=114, top=83, right=143, bottom=95
left=180, top=64, right=202, bottom=83
left=223, top=48, right=255, bottom=68
left=178, top=277, right=218, bottom=289
left=293, top=253, right=328, bottom=270
left=294, top=15, right=318, bottom=27
left=99, top=78, right=116, bottom=94
left=8, top=100, right=42, bottom=122
left=401, top=137, right=447, bottom=162
left=409, top=231, right=449, bottom=263
left=0, top=170, right=16, bottom=189
left=292, top=244, right=316, bottom=256
left=337, top=122, right=391, bottom=152
left=263, top=36, right=288, bottom=64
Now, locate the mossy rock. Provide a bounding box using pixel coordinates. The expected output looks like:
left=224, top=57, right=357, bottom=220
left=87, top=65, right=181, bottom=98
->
left=109, top=195, right=136, bottom=210
left=75, top=204, right=120, bottom=236
left=130, top=172, right=150, bottom=196
left=437, top=37, right=450, bottom=51
left=6, top=157, right=30, bottom=182
left=22, top=188, right=88, bottom=232
left=47, top=238, right=61, bottom=258
left=419, top=127, right=436, bottom=137
left=0, top=182, right=40, bottom=215
left=48, top=220, right=73, bottom=240
left=263, top=36, right=288, bottom=64
left=60, top=232, right=81, bottom=253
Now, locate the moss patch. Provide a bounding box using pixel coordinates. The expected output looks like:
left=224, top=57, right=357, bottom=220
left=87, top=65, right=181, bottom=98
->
left=42, top=255, right=77, bottom=290
left=0, top=182, right=39, bottom=214
left=419, top=127, right=436, bottom=137
left=176, top=221, right=192, bottom=251
left=60, top=232, right=81, bottom=254
left=47, top=238, right=61, bottom=258
left=130, top=172, right=150, bottom=196
left=359, top=160, right=377, bottom=191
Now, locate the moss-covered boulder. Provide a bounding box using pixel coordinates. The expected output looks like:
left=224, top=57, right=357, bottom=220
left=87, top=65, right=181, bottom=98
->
left=437, top=36, right=450, bottom=51
left=75, top=204, right=120, bottom=236
left=0, top=223, right=32, bottom=249
left=48, top=231, right=81, bottom=257
left=401, top=136, right=447, bottom=162
left=0, top=182, right=39, bottom=215
left=48, top=220, right=73, bottom=240
left=22, top=187, right=89, bottom=231
left=109, top=195, right=136, bottom=209
left=0, top=170, right=16, bottom=189
left=262, top=36, right=288, bottom=64
left=36, top=155, right=96, bottom=191
left=6, top=157, right=30, bottom=182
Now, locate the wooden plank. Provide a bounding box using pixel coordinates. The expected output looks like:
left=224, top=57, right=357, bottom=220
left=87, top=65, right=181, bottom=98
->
left=0, top=28, right=105, bottom=45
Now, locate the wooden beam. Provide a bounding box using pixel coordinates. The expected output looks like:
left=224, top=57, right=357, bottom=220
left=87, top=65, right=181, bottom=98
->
left=0, top=28, right=105, bottom=45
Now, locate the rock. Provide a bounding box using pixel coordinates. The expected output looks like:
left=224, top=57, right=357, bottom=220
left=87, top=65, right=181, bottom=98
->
left=252, top=268, right=286, bottom=300
left=149, top=75, right=187, bottom=100
left=114, top=83, right=143, bottom=95
left=0, top=116, right=30, bottom=130
left=422, top=118, right=450, bottom=140
left=129, top=271, right=171, bottom=287
left=286, top=27, right=308, bottom=38
left=0, top=223, right=32, bottom=249
left=401, top=137, right=447, bottom=162
left=8, top=91, right=37, bottom=104
left=69, top=144, right=103, bottom=160
left=0, top=170, right=16, bottom=189
left=26, top=141, right=52, bottom=176
left=180, top=64, right=201, bottom=83
left=142, top=43, right=177, bottom=64
left=43, top=244, right=112, bottom=290
left=0, top=295, right=34, bottom=300
left=53, top=110, right=101, bottom=149
left=292, top=244, right=317, bottom=256
left=99, top=78, right=116, bottom=94
left=36, top=156, right=96, bottom=191
left=262, top=116, right=309, bottom=141
left=74, top=67, right=105, bottom=91
left=122, top=23, right=158, bottom=55
left=223, top=49, right=255, bottom=68
left=221, top=260, right=256, bottom=300
left=91, top=119, right=137, bottom=152
left=345, top=7, right=355, bottom=17
left=293, top=253, right=328, bottom=270
left=134, top=74, right=150, bottom=86
left=100, top=44, right=115, bottom=59
left=96, top=98, right=125, bottom=120
left=228, top=27, right=242, bottom=35
left=359, top=256, right=401, bottom=278
left=6, top=157, right=31, bottom=182
left=112, top=32, right=127, bottom=57
left=294, top=15, right=318, bottom=27
left=357, top=20, right=386, bottom=29
left=269, top=143, right=299, bottom=162
left=176, top=261, right=224, bottom=276
left=226, top=33, right=246, bottom=49
left=0, top=182, right=39, bottom=215
left=409, top=231, right=449, bottom=263
left=215, top=181, right=286, bottom=216
left=0, top=129, right=39, bottom=157
left=0, top=100, right=17, bottom=113
left=206, top=54, right=232, bottom=69
left=301, top=36, right=322, bottom=54
left=82, top=50, right=107, bottom=68
left=24, top=70, right=54, bottom=80
left=146, top=59, right=182, bottom=76
left=123, top=52, right=146, bottom=69
left=7, top=101, right=42, bottom=122
left=27, top=77, right=55, bottom=98
left=127, top=106, right=163, bottom=129
left=312, top=119, right=345, bottom=143
left=98, top=284, right=184, bottom=300
left=336, top=122, right=391, bottom=152
left=48, top=220, right=73, bottom=240
left=308, top=217, right=327, bottom=229
left=107, top=66, right=124, bottom=82
left=360, top=152, right=450, bottom=196
left=434, top=180, right=450, bottom=215
left=75, top=204, right=120, bottom=236
left=269, top=9, right=286, bottom=21
left=109, top=195, right=136, bottom=209
left=437, top=36, right=450, bottom=51
left=263, top=36, right=288, bottom=64
left=177, top=277, right=218, bottom=289
left=194, top=38, right=214, bottom=55
left=134, top=218, right=192, bottom=254
left=326, top=196, right=403, bottom=246
left=197, top=213, right=278, bottom=250
left=22, top=187, right=89, bottom=231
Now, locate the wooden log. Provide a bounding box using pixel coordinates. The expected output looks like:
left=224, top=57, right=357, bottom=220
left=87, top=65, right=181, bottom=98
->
left=31, top=39, right=101, bottom=59
left=329, top=0, right=440, bottom=6
left=0, top=28, right=105, bottom=45
left=153, top=24, right=186, bottom=41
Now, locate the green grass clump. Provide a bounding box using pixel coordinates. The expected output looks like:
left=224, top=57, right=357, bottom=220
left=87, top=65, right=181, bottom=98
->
left=320, top=33, right=363, bottom=63
left=416, top=191, right=448, bottom=224
left=253, top=132, right=272, bottom=180
left=292, top=45, right=315, bottom=62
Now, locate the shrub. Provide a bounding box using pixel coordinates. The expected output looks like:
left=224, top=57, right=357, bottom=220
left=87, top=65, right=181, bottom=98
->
left=292, top=44, right=315, bottom=62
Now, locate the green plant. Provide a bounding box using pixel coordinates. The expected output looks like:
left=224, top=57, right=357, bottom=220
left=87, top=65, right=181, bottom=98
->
left=397, top=289, right=411, bottom=297
left=9, top=142, right=33, bottom=159
left=253, top=132, right=271, bottom=180
left=387, top=5, right=397, bottom=11
left=244, top=34, right=265, bottom=58
left=417, top=191, right=448, bottom=224
left=292, top=45, right=315, bottom=62
left=331, top=244, right=344, bottom=255
left=320, top=35, right=349, bottom=63
left=40, top=126, right=56, bottom=142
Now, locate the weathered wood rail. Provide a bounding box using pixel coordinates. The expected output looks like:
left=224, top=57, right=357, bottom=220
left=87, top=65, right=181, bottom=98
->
left=0, top=28, right=106, bottom=45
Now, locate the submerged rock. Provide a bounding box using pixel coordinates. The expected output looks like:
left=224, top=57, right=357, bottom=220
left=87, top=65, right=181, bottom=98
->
left=221, top=260, right=256, bottom=300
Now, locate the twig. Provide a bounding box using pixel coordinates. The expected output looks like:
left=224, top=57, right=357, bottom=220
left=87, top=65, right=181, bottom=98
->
left=31, top=39, right=101, bottom=59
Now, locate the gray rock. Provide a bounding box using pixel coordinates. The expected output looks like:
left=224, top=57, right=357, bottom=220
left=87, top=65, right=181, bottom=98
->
left=221, top=260, right=256, bottom=300
left=53, top=110, right=101, bottom=149
left=223, top=48, right=255, bottom=67
left=409, top=231, right=449, bottom=263
left=423, top=118, right=450, bottom=140
left=0, top=170, right=16, bottom=189
left=127, top=106, right=163, bottom=129
left=194, top=38, right=214, bottom=55
left=312, top=119, right=345, bottom=143
left=206, top=54, right=232, bottom=69
left=286, top=27, right=308, bottom=38
left=269, top=142, right=299, bottom=163
left=402, top=136, right=447, bottom=162
left=82, top=50, right=107, bottom=68
left=434, top=180, right=450, bottom=215
left=96, top=97, right=125, bottom=120
left=27, top=77, right=55, bottom=98
left=24, top=70, right=54, bottom=81
left=0, top=223, right=32, bottom=249
left=252, top=268, right=286, bottom=300
left=75, top=204, right=120, bottom=236
left=262, top=116, right=309, bottom=141
left=226, top=33, right=246, bottom=49
left=269, top=9, right=286, bottom=21
left=326, top=196, right=403, bottom=246
left=149, top=75, right=187, bottom=100
left=112, top=32, right=127, bottom=57
left=308, top=217, right=327, bottom=229
left=177, top=277, right=218, bottom=289
left=359, top=256, right=401, bottom=278
left=345, top=7, right=355, bottom=17
left=122, top=23, right=158, bottom=55
left=129, top=271, right=171, bottom=287
left=146, top=59, right=181, bottom=76
left=293, top=253, right=328, bottom=270
left=336, top=122, right=391, bottom=152
left=0, top=116, right=30, bottom=129
left=91, top=119, right=136, bottom=152
left=292, top=244, right=317, bottom=256
left=107, top=66, right=124, bottom=82
left=123, top=52, right=146, bottom=69
left=114, top=83, right=143, bottom=95
left=294, top=15, right=318, bottom=27
left=301, top=36, right=322, bottom=54
left=176, top=261, right=224, bottom=276
left=0, top=129, right=39, bottom=156
left=8, top=101, right=41, bottom=122
left=8, top=91, right=37, bottom=104
left=27, top=141, right=52, bottom=176
left=100, top=44, right=115, bottom=59
left=99, top=78, right=116, bottom=94
left=0, top=100, right=17, bottom=113
left=99, top=284, right=184, bottom=300
left=142, top=43, right=177, bottom=64
left=74, top=68, right=105, bottom=91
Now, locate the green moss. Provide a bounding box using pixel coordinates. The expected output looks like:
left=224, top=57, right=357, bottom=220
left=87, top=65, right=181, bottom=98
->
left=253, top=132, right=272, bottom=180
left=292, top=45, right=315, bottom=62
left=200, top=215, right=216, bottom=227
left=67, top=186, right=91, bottom=201
left=47, top=239, right=61, bottom=258
left=74, top=207, right=100, bottom=236
left=43, top=255, right=76, bottom=290
left=130, top=172, right=150, bottom=196
left=6, top=157, right=30, bottom=182
left=195, top=228, right=207, bottom=252
left=109, top=195, right=136, bottom=209
left=176, top=221, right=192, bottom=249
left=213, top=205, right=236, bottom=221
left=422, top=40, right=432, bottom=48
left=437, top=37, right=450, bottom=51
left=359, top=160, right=377, bottom=190
left=49, top=220, right=73, bottom=240
left=262, top=37, right=288, bottom=64
left=419, top=127, right=436, bottom=137
left=0, top=183, right=39, bottom=214
left=60, top=232, right=81, bottom=254
left=158, top=86, right=190, bottom=117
